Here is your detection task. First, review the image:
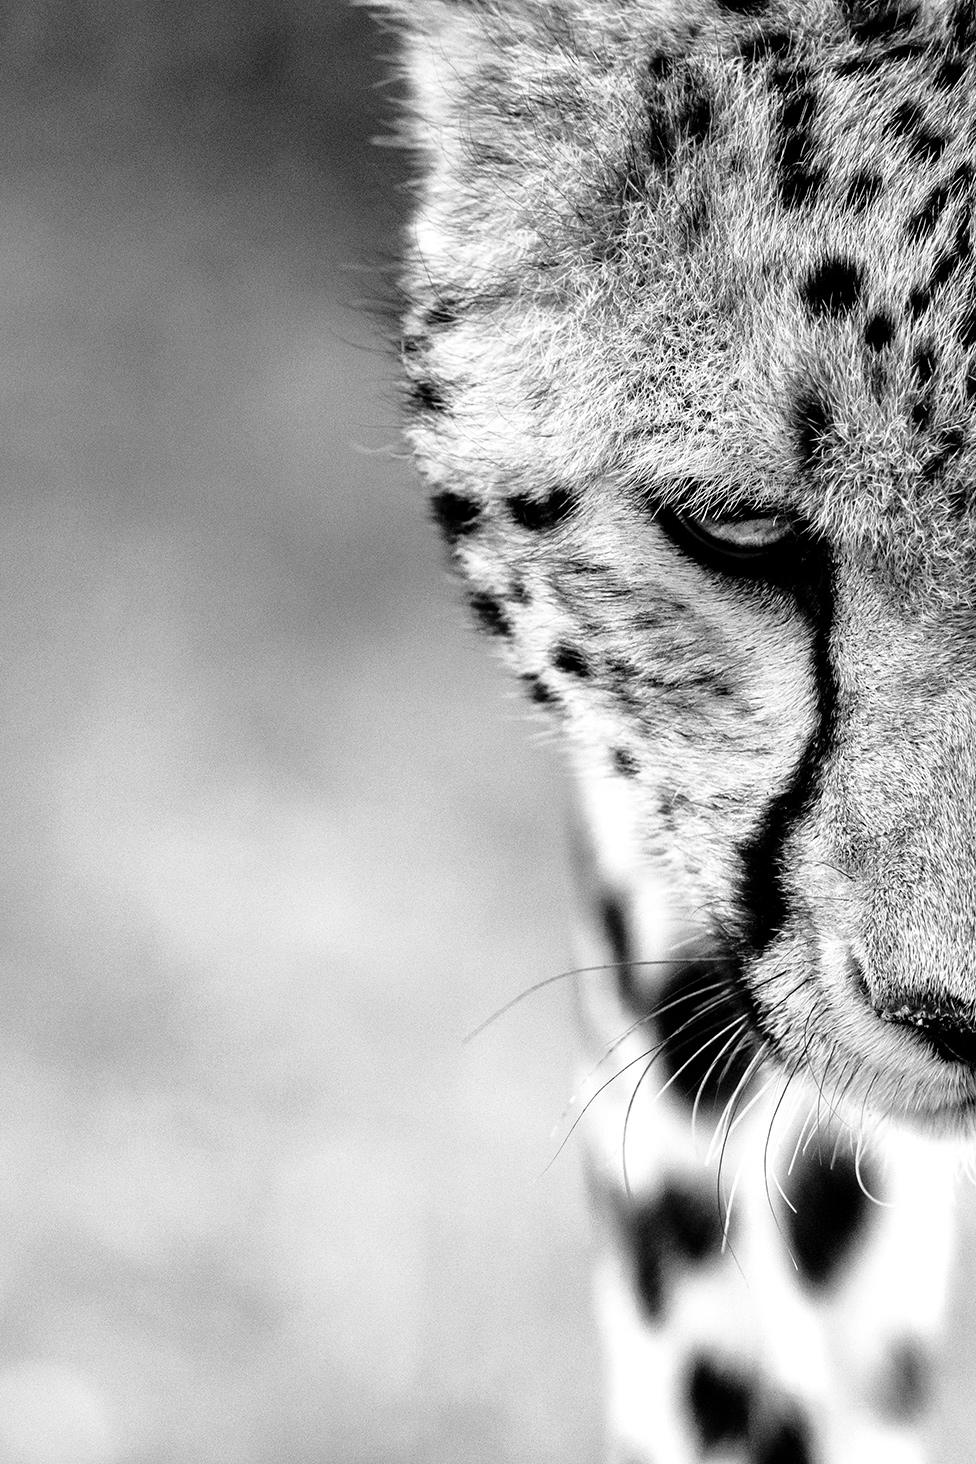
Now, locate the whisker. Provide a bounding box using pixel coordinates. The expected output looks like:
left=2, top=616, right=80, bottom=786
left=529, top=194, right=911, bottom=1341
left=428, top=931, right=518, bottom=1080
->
left=690, top=1025, right=754, bottom=1146
left=542, top=1046, right=661, bottom=1173
left=558, top=978, right=742, bottom=1134
left=465, top=954, right=730, bottom=1043
left=763, top=1055, right=806, bottom=1238
left=621, top=1012, right=752, bottom=1198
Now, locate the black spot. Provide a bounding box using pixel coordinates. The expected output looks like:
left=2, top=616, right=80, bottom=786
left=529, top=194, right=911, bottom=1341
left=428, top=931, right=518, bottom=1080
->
left=679, top=191, right=711, bottom=248
left=834, top=39, right=927, bottom=73
left=629, top=1183, right=722, bottom=1319
left=947, top=0, right=976, bottom=50
left=553, top=642, right=590, bottom=678
left=928, top=244, right=961, bottom=295
left=424, top=299, right=459, bottom=329
left=782, top=1149, right=875, bottom=1287
left=640, top=99, right=677, bottom=175
left=506, top=487, right=574, bottom=532
left=790, top=384, right=832, bottom=466
left=889, top=98, right=924, bottom=134
left=802, top=256, right=864, bottom=317
left=612, top=747, right=639, bottom=778
left=522, top=673, right=556, bottom=706
left=842, top=0, right=919, bottom=41
left=966, top=361, right=976, bottom=397
left=912, top=343, right=937, bottom=430
left=883, top=1339, right=931, bottom=1420
left=905, top=181, right=952, bottom=240
left=939, top=423, right=965, bottom=457
left=676, top=78, right=714, bottom=144
left=935, top=55, right=967, bottom=87
left=912, top=127, right=948, bottom=163
left=685, top=1356, right=753, bottom=1449
left=959, top=292, right=976, bottom=349
left=400, top=332, right=426, bottom=359
left=889, top=101, right=947, bottom=161
left=653, top=959, right=757, bottom=1108
left=602, top=883, right=653, bottom=1010
left=846, top=170, right=883, bottom=211
left=600, top=892, right=631, bottom=967
left=409, top=377, right=446, bottom=413
left=922, top=422, right=964, bottom=479
left=864, top=311, right=894, bottom=350
left=715, top=0, right=768, bottom=11
left=631, top=1207, right=665, bottom=1317
left=431, top=490, right=482, bottom=542
left=647, top=51, right=675, bottom=78
left=908, top=283, right=932, bottom=317
left=469, top=590, right=511, bottom=638
left=659, top=1182, right=724, bottom=1262
left=755, top=1413, right=814, bottom=1464
left=739, top=29, right=794, bottom=64
left=774, top=74, right=824, bottom=209
left=912, top=397, right=934, bottom=431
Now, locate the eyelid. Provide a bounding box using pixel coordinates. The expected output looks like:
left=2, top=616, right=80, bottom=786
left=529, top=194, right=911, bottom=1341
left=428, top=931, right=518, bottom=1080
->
left=653, top=502, right=807, bottom=583
left=688, top=511, right=794, bottom=550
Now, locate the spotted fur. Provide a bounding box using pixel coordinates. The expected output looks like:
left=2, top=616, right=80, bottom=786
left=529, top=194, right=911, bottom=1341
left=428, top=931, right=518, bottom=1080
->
left=370, top=0, right=976, bottom=1458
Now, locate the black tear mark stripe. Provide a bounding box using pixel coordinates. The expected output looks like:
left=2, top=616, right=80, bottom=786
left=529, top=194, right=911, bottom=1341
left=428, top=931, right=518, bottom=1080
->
left=737, top=548, right=836, bottom=985
left=630, top=1182, right=723, bottom=1318
left=781, top=1147, right=877, bottom=1286
left=686, top=1356, right=753, bottom=1450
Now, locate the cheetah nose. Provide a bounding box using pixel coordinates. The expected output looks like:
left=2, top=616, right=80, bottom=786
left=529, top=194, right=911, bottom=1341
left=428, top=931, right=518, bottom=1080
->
left=876, top=994, right=976, bottom=1068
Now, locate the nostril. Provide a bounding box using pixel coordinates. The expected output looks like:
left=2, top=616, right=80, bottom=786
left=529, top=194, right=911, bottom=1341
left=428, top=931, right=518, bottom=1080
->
left=877, top=997, right=976, bottom=1068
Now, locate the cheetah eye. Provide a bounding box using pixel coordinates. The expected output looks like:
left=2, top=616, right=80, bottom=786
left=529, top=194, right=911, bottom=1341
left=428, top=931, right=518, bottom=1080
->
left=657, top=504, right=805, bottom=581
left=676, top=509, right=795, bottom=558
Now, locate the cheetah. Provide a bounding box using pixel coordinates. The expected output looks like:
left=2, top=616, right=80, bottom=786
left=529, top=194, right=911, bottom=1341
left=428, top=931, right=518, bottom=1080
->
left=370, top=0, right=976, bottom=1458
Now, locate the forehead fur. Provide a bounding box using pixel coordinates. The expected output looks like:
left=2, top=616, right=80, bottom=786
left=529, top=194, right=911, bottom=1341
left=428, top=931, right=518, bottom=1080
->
left=378, top=0, right=976, bottom=605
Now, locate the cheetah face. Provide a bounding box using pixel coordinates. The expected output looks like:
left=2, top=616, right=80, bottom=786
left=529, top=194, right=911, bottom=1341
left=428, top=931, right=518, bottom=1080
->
left=386, top=0, right=976, bottom=1130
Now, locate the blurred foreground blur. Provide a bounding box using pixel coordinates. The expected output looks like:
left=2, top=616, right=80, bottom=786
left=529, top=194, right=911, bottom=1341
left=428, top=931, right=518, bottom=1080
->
left=0, top=4, right=968, bottom=1462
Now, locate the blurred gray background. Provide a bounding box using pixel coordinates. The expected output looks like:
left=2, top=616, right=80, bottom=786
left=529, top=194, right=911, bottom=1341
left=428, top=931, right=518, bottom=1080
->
left=0, top=3, right=971, bottom=1462
left=0, top=3, right=599, bottom=1462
